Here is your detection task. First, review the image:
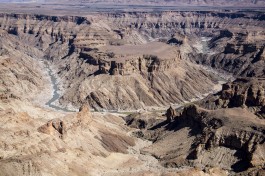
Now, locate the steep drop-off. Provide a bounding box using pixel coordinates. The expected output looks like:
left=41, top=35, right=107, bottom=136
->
left=1, top=11, right=264, bottom=110
left=0, top=9, right=265, bottom=176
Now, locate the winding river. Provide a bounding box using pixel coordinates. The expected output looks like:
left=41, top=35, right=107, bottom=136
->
left=44, top=37, right=232, bottom=113
left=45, top=63, right=75, bottom=112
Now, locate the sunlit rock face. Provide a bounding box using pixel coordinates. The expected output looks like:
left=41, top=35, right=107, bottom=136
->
left=1, top=11, right=264, bottom=110
left=0, top=7, right=264, bottom=176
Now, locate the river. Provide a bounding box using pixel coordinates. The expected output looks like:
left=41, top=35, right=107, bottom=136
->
left=44, top=62, right=75, bottom=112
left=44, top=37, right=232, bottom=113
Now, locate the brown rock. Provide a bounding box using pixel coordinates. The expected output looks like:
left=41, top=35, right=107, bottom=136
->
left=38, top=119, right=65, bottom=139
left=201, top=78, right=265, bottom=110
left=99, top=65, right=109, bottom=74
left=77, top=104, right=93, bottom=124
left=250, top=144, right=265, bottom=167
left=221, top=90, right=233, bottom=100
left=166, top=106, right=177, bottom=122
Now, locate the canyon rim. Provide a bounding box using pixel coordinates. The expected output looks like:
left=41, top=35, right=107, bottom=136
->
left=0, top=1, right=265, bottom=176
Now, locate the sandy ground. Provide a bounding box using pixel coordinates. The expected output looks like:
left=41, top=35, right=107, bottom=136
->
left=100, top=42, right=179, bottom=61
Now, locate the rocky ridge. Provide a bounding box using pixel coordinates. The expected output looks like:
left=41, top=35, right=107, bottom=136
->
left=0, top=9, right=265, bottom=176
left=132, top=104, right=265, bottom=175
left=198, top=77, right=265, bottom=118
left=2, top=12, right=250, bottom=110
left=193, top=29, right=265, bottom=77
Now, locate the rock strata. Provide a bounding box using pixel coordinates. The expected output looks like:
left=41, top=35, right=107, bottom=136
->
left=199, top=78, right=265, bottom=118
left=1, top=11, right=264, bottom=110
left=138, top=104, right=265, bottom=174
left=0, top=9, right=265, bottom=176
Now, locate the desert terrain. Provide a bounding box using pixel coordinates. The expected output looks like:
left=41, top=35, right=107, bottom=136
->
left=0, top=1, right=264, bottom=176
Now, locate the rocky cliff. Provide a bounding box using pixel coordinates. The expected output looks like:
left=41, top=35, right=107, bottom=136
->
left=198, top=77, right=265, bottom=118
left=0, top=11, right=264, bottom=111
left=193, top=29, right=265, bottom=77
left=0, top=8, right=265, bottom=176
left=134, top=105, right=265, bottom=175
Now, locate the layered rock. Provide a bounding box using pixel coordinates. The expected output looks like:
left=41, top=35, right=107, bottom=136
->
left=0, top=6, right=265, bottom=176
left=1, top=11, right=264, bottom=110
left=198, top=78, right=265, bottom=118
left=0, top=104, right=139, bottom=175
left=138, top=104, right=265, bottom=174
left=0, top=17, right=48, bottom=104
left=193, top=29, right=265, bottom=77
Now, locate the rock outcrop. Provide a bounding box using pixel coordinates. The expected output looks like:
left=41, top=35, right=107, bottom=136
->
left=0, top=9, right=265, bottom=176
left=1, top=11, right=264, bottom=110
left=38, top=119, right=66, bottom=139
left=124, top=112, right=164, bottom=130
left=0, top=105, right=138, bottom=175
left=165, top=106, right=177, bottom=122
left=193, top=29, right=265, bottom=77
left=75, top=104, right=93, bottom=125
left=138, top=104, right=265, bottom=174
left=198, top=77, right=265, bottom=118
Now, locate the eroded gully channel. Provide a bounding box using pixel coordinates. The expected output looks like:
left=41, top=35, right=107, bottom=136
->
left=44, top=37, right=233, bottom=113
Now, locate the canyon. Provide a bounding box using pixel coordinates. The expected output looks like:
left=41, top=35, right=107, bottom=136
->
left=0, top=3, right=264, bottom=176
